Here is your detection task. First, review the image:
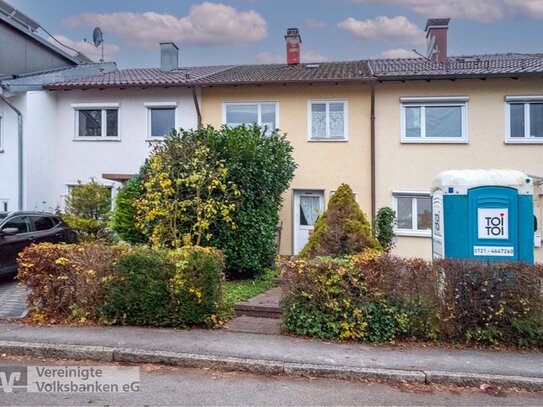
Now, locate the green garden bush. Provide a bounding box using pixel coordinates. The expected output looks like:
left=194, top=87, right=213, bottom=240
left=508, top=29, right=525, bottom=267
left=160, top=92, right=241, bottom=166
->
left=113, top=125, right=296, bottom=277
left=298, top=184, right=381, bottom=258
left=281, top=254, right=543, bottom=347
left=100, top=246, right=225, bottom=327
left=375, top=207, right=395, bottom=252
left=111, top=175, right=146, bottom=244
left=63, top=179, right=113, bottom=241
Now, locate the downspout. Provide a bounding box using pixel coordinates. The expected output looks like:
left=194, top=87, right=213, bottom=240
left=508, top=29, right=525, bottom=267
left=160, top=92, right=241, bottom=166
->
left=191, top=86, right=202, bottom=126
left=369, top=78, right=377, bottom=228
left=0, top=91, right=23, bottom=210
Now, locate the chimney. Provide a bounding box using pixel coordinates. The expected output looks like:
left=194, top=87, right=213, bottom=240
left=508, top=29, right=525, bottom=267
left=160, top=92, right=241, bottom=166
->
left=425, top=18, right=450, bottom=62
left=285, top=28, right=302, bottom=65
left=160, top=42, right=179, bottom=71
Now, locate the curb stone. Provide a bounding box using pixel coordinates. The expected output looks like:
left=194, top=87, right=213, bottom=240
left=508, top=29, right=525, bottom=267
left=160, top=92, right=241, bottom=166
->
left=0, top=341, right=542, bottom=390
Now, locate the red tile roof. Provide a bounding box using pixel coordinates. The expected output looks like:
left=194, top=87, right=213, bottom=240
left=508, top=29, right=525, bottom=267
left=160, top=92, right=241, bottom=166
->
left=44, top=53, right=543, bottom=90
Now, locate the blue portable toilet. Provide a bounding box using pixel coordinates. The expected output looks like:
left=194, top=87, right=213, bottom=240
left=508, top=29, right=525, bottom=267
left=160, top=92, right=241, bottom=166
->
left=431, top=169, right=534, bottom=263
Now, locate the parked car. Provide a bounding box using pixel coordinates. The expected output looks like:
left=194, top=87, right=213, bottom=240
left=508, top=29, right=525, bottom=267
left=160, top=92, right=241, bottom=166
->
left=0, top=211, right=77, bottom=276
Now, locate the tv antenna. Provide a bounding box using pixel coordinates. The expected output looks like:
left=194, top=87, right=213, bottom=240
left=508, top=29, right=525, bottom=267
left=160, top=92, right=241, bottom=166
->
left=84, top=26, right=104, bottom=62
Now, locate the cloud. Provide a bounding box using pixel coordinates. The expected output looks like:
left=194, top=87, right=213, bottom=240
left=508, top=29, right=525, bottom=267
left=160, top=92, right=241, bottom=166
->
left=381, top=48, right=416, bottom=59
left=62, top=2, right=268, bottom=50
left=338, top=16, right=425, bottom=46
left=255, top=49, right=329, bottom=64
left=48, top=35, right=122, bottom=61
left=349, top=0, right=504, bottom=23
left=255, top=52, right=284, bottom=64
left=304, top=18, right=327, bottom=29
left=505, top=0, right=543, bottom=19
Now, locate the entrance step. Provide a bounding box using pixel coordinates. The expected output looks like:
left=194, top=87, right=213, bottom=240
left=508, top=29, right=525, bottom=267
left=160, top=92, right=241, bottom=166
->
left=225, top=316, right=281, bottom=335
left=233, top=287, right=282, bottom=319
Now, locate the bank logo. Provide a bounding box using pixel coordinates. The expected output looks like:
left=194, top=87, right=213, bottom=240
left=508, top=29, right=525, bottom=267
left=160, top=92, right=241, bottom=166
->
left=478, top=208, right=509, bottom=240
left=0, top=367, right=27, bottom=393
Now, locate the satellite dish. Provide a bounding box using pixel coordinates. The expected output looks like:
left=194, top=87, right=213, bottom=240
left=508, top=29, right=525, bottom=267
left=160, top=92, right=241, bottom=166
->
left=92, top=27, right=103, bottom=47
left=427, top=35, right=436, bottom=59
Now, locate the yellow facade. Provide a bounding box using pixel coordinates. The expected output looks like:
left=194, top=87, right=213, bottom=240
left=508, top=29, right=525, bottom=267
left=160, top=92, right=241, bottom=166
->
left=202, top=77, right=543, bottom=261
left=201, top=82, right=371, bottom=255
left=374, top=77, right=543, bottom=261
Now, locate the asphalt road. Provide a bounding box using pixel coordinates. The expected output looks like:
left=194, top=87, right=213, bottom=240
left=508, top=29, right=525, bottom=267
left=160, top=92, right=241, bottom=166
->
left=1, top=357, right=542, bottom=406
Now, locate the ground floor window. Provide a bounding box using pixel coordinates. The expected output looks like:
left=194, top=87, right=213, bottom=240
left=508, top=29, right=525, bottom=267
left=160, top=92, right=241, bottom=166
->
left=392, top=191, right=431, bottom=236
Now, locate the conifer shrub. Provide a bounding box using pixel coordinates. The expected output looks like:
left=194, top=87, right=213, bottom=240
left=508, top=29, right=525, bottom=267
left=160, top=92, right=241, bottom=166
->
left=375, top=207, right=396, bottom=252
left=297, top=184, right=381, bottom=258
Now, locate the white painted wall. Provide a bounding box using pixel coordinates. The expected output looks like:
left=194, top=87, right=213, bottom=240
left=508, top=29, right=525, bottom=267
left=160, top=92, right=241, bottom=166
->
left=0, top=93, right=26, bottom=212
left=25, top=91, right=57, bottom=211
left=53, top=87, right=200, bottom=209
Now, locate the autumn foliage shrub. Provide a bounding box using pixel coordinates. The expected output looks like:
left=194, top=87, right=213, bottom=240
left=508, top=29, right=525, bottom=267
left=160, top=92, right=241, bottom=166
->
left=297, top=184, right=381, bottom=258
left=282, top=255, right=543, bottom=347
left=437, top=259, right=543, bottom=347
left=17, top=243, right=225, bottom=328
left=17, top=242, right=125, bottom=323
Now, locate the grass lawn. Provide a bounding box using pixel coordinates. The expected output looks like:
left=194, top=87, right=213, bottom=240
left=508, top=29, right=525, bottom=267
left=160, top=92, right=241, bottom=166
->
left=220, top=268, right=279, bottom=320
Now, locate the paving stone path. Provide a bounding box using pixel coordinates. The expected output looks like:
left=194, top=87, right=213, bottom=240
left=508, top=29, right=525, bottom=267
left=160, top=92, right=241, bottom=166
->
left=0, top=277, right=28, bottom=319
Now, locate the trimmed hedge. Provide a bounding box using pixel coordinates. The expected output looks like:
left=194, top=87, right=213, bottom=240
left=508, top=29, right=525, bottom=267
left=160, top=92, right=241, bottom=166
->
left=281, top=252, right=543, bottom=347
left=17, top=243, right=225, bottom=328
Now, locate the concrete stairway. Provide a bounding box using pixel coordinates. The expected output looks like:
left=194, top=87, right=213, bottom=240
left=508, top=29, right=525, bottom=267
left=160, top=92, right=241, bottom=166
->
left=233, top=287, right=282, bottom=319
left=226, top=287, right=282, bottom=335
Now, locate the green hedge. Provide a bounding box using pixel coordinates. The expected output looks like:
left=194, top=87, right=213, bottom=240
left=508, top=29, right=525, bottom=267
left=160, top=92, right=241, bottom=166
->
left=281, top=252, right=543, bottom=347
left=100, top=246, right=224, bottom=327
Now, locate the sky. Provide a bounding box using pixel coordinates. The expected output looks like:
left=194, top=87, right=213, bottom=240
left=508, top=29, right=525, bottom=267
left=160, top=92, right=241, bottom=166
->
left=7, top=0, right=543, bottom=68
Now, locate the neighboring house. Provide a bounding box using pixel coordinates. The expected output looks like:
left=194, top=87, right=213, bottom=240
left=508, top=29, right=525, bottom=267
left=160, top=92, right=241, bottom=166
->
left=0, top=0, right=113, bottom=212
left=33, top=19, right=543, bottom=262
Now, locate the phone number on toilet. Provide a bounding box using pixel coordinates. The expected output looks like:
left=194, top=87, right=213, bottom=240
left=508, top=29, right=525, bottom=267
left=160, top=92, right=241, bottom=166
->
left=473, top=246, right=514, bottom=256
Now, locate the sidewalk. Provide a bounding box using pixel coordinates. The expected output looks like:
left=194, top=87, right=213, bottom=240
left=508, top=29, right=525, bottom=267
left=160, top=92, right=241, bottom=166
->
left=1, top=322, right=542, bottom=389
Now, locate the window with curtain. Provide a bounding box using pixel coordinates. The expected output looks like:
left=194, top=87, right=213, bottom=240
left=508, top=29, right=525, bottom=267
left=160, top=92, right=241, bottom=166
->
left=506, top=98, right=543, bottom=142
left=75, top=107, right=119, bottom=140
left=393, top=193, right=431, bottom=236
left=309, top=101, right=347, bottom=140
left=224, top=102, right=277, bottom=135
left=401, top=98, right=467, bottom=142
left=299, top=195, right=321, bottom=226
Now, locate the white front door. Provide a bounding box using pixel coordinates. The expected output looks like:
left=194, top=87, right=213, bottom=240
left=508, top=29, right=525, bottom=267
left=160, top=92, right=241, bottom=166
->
left=293, top=190, right=324, bottom=255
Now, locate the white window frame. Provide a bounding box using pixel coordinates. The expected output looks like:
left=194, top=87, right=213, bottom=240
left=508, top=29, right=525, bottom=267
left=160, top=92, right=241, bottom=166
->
left=400, top=96, right=468, bottom=143
left=72, top=103, right=120, bottom=141
left=222, top=101, right=279, bottom=133
left=307, top=99, right=348, bottom=141
left=392, top=190, right=432, bottom=237
left=505, top=96, right=543, bottom=144
left=66, top=180, right=117, bottom=211
left=145, top=102, right=178, bottom=140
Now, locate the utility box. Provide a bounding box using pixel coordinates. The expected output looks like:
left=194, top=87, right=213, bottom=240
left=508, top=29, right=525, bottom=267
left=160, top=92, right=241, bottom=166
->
left=431, top=169, right=534, bottom=263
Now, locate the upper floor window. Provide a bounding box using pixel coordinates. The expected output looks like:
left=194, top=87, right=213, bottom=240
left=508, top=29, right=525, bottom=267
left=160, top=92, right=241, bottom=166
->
left=505, top=96, right=543, bottom=143
left=392, top=191, right=431, bottom=237
left=308, top=100, right=347, bottom=141
left=145, top=102, right=177, bottom=139
left=72, top=103, right=120, bottom=141
left=400, top=97, right=468, bottom=143
left=223, top=102, right=278, bottom=135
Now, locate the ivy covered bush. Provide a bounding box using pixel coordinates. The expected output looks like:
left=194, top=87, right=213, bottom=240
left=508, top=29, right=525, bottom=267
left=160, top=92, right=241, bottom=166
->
left=113, top=125, right=296, bottom=277
left=281, top=250, right=438, bottom=342
left=281, top=254, right=543, bottom=348
left=298, top=184, right=381, bottom=258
